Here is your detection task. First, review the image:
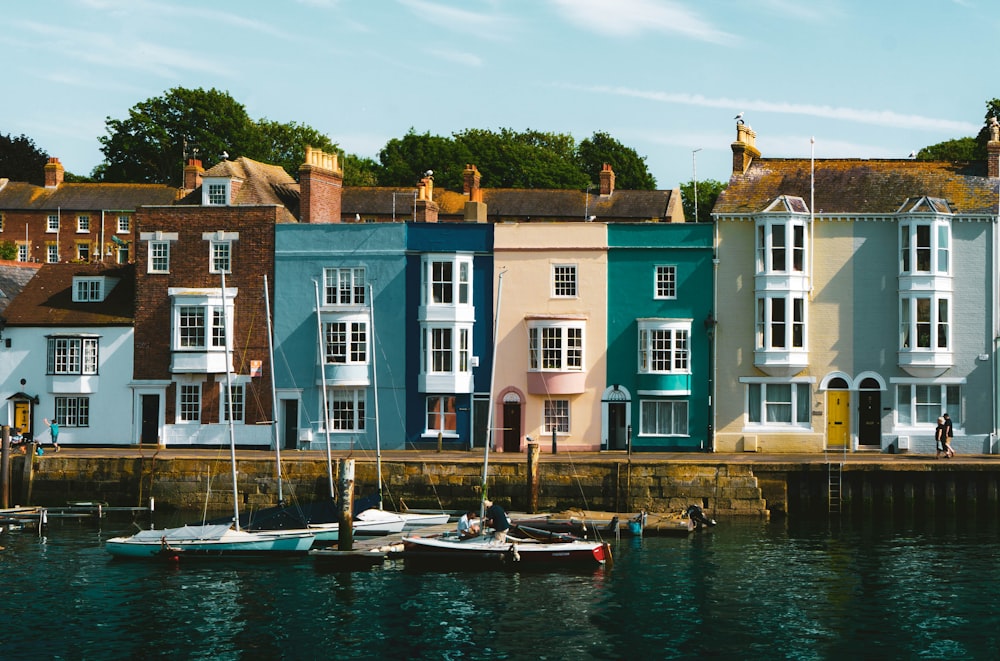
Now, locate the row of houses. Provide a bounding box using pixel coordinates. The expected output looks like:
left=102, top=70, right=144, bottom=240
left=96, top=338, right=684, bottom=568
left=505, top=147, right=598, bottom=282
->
left=2, top=121, right=999, bottom=456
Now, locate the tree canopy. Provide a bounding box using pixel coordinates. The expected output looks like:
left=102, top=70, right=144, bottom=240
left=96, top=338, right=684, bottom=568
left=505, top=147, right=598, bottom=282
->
left=917, top=98, right=1000, bottom=161
left=680, top=178, right=727, bottom=223
left=375, top=127, right=656, bottom=190
left=96, top=87, right=337, bottom=185
left=0, top=132, right=49, bottom=185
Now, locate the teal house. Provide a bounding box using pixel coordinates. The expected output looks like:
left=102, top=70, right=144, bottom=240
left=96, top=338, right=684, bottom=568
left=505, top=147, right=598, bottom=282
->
left=606, top=223, right=715, bottom=451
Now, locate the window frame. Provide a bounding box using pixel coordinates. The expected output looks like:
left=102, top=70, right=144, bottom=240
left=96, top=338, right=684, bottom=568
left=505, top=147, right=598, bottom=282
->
left=55, top=396, right=90, bottom=427
left=117, top=215, right=130, bottom=233
left=746, top=382, right=811, bottom=428
left=425, top=395, right=458, bottom=434
left=654, top=265, right=677, bottom=299
left=149, top=240, right=170, bottom=273
left=896, top=383, right=961, bottom=427
left=73, top=278, right=103, bottom=302
left=528, top=322, right=584, bottom=372
left=323, top=320, right=369, bottom=365
left=220, top=382, right=246, bottom=424
left=552, top=264, right=578, bottom=298
left=324, top=267, right=367, bottom=306
left=638, top=321, right=691, bottom=374
left=77, top=215, right=90, bottom=233
left=177, top=384, right=202, bottom=423
left=900, top=219, right=950, bottom=275
left=46, top=336, right=99, bottom=375
left=421, top=255, right=473, bottom=307
left=639, top=399, right=689, bottom=436
left=209, top=240, right=231, bottom=274
left=543, top=399, right=570, bottom=434
left=327, top=388, right=366, bottom=431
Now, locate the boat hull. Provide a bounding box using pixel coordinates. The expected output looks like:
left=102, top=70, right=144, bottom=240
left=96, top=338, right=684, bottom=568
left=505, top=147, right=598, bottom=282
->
left=399, top=535, right=608, bottom=567
left=105, top=524, right=315, bottom=558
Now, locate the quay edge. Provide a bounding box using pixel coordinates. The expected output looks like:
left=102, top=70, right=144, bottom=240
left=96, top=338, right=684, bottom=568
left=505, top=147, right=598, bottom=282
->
left=5, top=449, right=1000, bottom=519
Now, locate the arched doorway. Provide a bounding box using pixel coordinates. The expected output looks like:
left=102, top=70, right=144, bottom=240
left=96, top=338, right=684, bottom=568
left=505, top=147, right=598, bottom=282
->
left=601, top=385, right=631, bottom=451
left=826, top=377, right=850, bottom=450
left=502, top=392, right=522, bottom=453
left=858, top=377, right=882, bottom=447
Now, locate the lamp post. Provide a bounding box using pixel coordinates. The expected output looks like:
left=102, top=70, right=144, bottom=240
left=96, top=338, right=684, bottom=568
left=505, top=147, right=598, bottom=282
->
left=692, top=148, right=703, bottom=222
left=704, top=312, right=717, bottom=451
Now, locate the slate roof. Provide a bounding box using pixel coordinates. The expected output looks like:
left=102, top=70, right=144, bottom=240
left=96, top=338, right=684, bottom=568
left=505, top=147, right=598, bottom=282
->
left=174, top=157, right=300, bottom=221
left=0, top=261, right=42, bottom=315
left=714, top=159, right=999, bottom=216
left=0, top=180, right=178, bottom=211
left=342, top=186, right=681, bottom=222
left=2, top=262, right=135, bottom=327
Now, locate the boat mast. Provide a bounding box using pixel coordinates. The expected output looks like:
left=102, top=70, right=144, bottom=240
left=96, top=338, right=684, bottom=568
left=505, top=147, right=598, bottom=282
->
left=369, top=283, right=383, bottom=511
left=314, top=280, right=336, bottom=498
left=221, top=272, right=241, bottom=531
left=481, top=269, right=505, bottom=516
left=263, top=274, right=283, bottom=504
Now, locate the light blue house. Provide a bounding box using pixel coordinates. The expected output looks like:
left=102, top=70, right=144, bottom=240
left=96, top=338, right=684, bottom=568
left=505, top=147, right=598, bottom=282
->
left=274, top=223, right=408, bottom=451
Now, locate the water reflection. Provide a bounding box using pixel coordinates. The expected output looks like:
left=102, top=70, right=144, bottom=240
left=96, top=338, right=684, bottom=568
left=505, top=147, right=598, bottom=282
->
left=5, top=512, right=1000, bottom=658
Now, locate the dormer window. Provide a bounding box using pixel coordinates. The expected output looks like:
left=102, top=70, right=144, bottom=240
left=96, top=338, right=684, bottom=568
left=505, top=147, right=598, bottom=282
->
left=203, top=179, right=230, bottom=206
left=73, top=276, right=116, bottom=302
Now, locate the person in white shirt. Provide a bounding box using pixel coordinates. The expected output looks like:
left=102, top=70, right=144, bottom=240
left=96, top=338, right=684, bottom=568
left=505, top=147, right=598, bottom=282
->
left=457, top=511, right=480, bottom=539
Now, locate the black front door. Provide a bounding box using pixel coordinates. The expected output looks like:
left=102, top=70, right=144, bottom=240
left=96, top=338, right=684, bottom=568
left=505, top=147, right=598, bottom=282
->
left=608, top=402, right=626, bottom=450
left=140, top=394, right=159, bottom=444
left=502, top=402, right=521, bottom=452
left=282, top=399, right=298, bottom=450
left=858, top=390, right=881, bottom=446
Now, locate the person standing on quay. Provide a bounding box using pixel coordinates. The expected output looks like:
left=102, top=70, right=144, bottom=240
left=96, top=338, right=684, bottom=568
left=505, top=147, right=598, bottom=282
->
left=43, top=417, right=60, bottom=453
left=935, top=417, right=946, bottom=459
left=943, top=412, right=955, bottom=458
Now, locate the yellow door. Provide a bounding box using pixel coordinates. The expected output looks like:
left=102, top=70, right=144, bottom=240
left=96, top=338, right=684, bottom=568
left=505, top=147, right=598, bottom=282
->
left=14, top=401, right=30, bottom=435
left=826, top=391, right=850, bottom=449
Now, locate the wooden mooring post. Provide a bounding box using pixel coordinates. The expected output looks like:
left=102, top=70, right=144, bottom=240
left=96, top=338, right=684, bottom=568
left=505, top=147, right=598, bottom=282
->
left=338, top=458, right=355, bottom=551
left=1, top=425, right=9, bottom=508
left=526, top=441, right=540, bottom=514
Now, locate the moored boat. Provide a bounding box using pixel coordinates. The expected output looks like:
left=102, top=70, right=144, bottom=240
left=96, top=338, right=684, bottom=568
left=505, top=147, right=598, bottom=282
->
left=106, top=524, right=315, bottom=558
left=398, top=533, right=610, bottom=567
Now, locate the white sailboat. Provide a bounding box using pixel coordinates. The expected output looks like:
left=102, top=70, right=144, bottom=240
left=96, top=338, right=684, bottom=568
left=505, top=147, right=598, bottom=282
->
left=106, top=273, right=315, bottom=558
left=401, top=270, right=611, bottom=567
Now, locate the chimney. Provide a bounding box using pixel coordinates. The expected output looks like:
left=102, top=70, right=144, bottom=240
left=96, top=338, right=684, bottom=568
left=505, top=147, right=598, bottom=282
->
left=44, top=157, right=64, bottom=188
left=184, top=159, right=204, bottom=190
left=414, top=176, right=439, bottom=223
left=731, top=123, right=761, bottom=176
left=463, top=164, right=482, bottom=202
left=599, top=163, right=615, bottom=196
left=298, top=146, right=344, bottom=223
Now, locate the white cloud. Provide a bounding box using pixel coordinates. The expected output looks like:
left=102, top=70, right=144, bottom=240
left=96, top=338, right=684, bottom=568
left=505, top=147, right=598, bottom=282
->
left=572, top=84, right=980, bottom=133
left=426, top=48, right=483, bottom=68
left=398, top=0, right=516, bottom=35
left=547, top=0, right=735, bottom=44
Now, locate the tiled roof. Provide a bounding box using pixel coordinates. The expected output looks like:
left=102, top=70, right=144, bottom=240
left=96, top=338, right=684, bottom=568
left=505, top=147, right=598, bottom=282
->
left=0, top=181, right=178, bottom=211
left=2, top=262, right=135, bottom=327
left=0, top=261, right=42, bottom=315
left=177, top=157, right=300, bottom=222
left=342, top=187, right=680, bottom=221
left=714, top=159, right=999, bottom=216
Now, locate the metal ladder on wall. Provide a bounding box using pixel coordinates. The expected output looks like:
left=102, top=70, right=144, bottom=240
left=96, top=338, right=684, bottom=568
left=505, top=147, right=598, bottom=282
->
left=827, top=443, right=847, bottom=514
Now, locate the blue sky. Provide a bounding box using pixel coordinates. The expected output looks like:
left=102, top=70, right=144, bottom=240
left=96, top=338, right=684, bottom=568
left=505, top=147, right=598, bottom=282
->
left=2, top=0, right=995, bottom=189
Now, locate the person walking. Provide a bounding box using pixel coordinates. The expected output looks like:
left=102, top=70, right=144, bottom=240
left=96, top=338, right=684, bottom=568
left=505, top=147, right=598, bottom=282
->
left=43, top=417, right=60, bottom=452
left=943, top=412, right=955, bottom=458
left=935, top=417, right=946, bottom=459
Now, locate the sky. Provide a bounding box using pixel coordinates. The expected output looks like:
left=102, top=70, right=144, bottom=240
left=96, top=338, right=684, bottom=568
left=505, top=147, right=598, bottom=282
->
left=2, top=0, right=996, bottom=190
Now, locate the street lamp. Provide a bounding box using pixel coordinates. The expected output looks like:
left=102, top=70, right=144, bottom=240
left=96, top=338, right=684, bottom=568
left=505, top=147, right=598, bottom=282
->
left=692, top=148, right=703, bottom=223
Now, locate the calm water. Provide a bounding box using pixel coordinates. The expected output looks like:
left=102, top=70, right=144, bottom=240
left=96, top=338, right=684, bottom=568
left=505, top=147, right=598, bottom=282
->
left=3, top=510, right=1000, bottom=660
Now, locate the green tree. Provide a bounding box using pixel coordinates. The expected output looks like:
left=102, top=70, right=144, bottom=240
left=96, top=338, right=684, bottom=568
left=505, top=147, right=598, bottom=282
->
left=97, top=87, right=260, bottom=184
left=680, top=178, right=727, bottom=223
left=916, top=137, right=978, bottom=161
left=377, top=129, right=471, bottom=189
left=251, top=119, right=338, bottom=180
left=576, top=131, right=657, bottom=190
left=343, top=154, right=380, bottom=187
left=0, top=132, right=49, bottom=185
left=0, top=240, right=17, bottom=260
left=453, top=128, right=588, bottom=189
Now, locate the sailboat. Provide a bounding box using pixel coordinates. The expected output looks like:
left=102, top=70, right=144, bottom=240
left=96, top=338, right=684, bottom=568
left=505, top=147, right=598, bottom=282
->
left=400, top=271, right=611, bottom=568
left=106, top=273, right=316, bottom=558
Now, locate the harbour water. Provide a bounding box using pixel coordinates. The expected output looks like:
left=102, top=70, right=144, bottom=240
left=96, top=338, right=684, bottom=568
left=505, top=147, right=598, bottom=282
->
left=3, top=510, right=1000, bottom=659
